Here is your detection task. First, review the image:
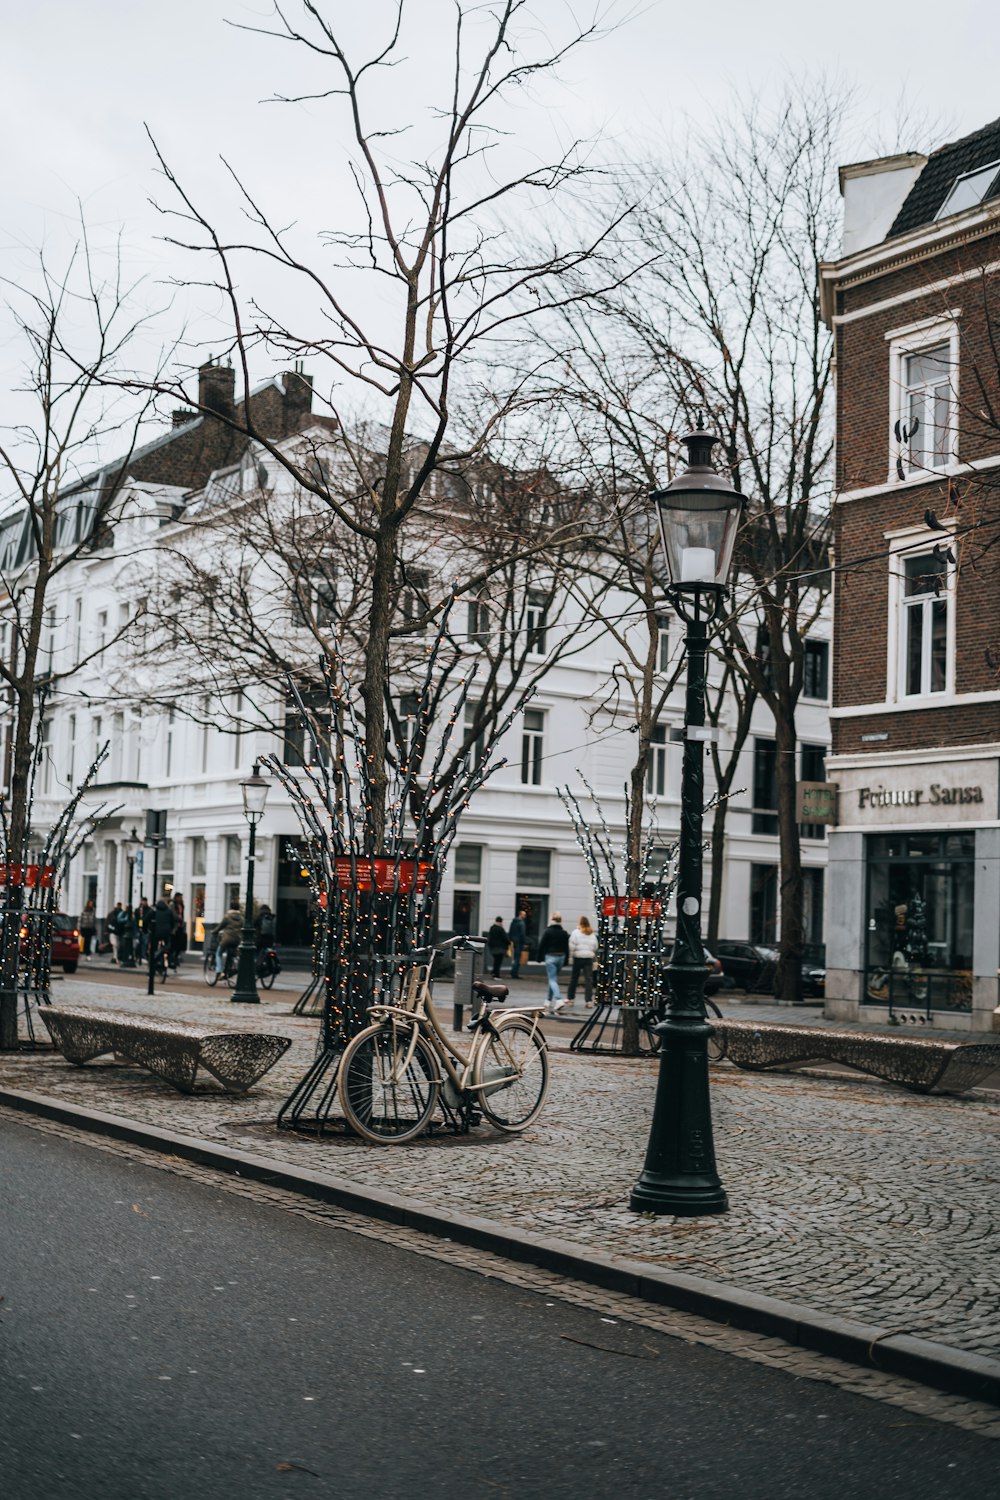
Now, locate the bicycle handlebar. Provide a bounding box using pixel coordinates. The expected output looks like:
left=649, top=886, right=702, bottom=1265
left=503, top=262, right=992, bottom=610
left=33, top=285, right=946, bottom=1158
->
left=408, top=936, right=485, bottom=959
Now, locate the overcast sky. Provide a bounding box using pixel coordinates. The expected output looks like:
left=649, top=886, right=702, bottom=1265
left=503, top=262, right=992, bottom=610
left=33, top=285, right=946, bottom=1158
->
left=1, top=0, right=998, bottom=459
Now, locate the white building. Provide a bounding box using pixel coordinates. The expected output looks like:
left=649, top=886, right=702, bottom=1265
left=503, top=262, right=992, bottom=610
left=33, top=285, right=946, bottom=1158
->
left=10, top=400, right=831, bottom=957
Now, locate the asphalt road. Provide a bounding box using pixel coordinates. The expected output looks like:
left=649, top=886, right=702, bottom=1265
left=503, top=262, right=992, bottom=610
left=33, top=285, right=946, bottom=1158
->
left=0, top=1119, right=993, bottom=1500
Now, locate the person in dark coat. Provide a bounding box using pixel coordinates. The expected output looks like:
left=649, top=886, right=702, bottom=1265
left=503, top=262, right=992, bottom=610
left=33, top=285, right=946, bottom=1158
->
left=150, top=898, right=175, bottom=968
left=80, top=899, right=97, bottom=957
left=537, top=913, right=570, bottom=1013
left=507, top=909, right=527, bottom=979
left=486, top=917, right=509, bottom=979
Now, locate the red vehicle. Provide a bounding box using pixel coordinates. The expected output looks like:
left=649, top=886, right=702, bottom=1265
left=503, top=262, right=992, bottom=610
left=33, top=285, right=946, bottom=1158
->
left=19, top=912, right=80, bottom=974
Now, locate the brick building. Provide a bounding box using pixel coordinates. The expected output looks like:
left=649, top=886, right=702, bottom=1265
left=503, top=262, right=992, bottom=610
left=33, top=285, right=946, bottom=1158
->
left=819, top=117, right=1000, bottom=1032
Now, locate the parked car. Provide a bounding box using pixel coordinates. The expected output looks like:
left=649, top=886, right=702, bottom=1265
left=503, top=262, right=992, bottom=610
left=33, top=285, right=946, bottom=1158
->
left=715, top=940, right=778, bottom=993
left=662, top=945, right=724, bottom=996
left=19, top=912, right=80, bottom=974
left=800, top=943, right=826, bottom=998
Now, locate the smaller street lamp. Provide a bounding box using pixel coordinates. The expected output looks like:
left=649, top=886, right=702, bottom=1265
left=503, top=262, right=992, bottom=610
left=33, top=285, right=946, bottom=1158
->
left=120, top=826, right=140, bottom=968
left=231, top=763, right=270, bottom=1004
left=630, top=425, right=744, bottom=1217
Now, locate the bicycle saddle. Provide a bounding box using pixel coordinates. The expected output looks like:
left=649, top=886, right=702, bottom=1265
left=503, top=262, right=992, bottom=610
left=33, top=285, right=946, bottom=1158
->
left=472, top=979, right=509, bottom=1000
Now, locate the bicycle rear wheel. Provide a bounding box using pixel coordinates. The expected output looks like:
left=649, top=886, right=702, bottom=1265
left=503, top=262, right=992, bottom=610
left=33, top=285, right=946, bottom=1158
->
left=258, top=957, right=277, bottom=990
left=338, top=1022, right=440, bottom=1144
left=473, top=1016, right=549, bottom=1132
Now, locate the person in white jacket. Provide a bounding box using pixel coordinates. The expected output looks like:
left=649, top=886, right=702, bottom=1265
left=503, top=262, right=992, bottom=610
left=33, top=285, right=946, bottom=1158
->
left=567, top=916, right=599, bottom=1005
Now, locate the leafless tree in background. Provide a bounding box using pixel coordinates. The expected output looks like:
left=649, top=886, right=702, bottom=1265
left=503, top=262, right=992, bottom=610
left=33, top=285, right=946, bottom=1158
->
left=0, top=242, right=161, bottom=1047
left=119, top=0, right=635, bottom=844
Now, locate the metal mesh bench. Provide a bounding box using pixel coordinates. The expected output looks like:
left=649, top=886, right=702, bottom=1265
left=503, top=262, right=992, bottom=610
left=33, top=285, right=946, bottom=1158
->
left=39, top=1006, right=292, bottom=1095
left=713, top=1019, right=1000, bottom=1095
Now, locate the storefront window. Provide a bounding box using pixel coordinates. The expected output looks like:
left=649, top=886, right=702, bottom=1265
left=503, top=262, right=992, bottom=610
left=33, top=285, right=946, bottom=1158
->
left=864, top=832, right=973, bottom=1013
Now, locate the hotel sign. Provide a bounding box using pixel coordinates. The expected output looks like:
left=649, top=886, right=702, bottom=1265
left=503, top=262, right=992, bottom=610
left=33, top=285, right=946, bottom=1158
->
left=796, top=782, right=839, bottom=823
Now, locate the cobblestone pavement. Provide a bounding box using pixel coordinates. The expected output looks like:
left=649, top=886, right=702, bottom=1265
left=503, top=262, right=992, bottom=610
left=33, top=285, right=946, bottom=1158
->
left=6, top=979, right=1000, bottom=1365
left=6, top=1106, right=999, bottom=1440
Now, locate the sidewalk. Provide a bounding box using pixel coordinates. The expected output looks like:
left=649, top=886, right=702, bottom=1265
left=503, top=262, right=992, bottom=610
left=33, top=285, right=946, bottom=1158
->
left=4, top=975, right=999, bottom=1402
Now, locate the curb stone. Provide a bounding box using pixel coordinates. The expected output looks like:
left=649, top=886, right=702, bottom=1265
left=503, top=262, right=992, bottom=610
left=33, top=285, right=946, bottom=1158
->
left=3, top=1083, right=999, bottom=1409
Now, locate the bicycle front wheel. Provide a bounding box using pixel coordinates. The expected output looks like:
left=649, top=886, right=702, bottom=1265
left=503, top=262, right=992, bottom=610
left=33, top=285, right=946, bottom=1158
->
left=473, top=1016, right=549, bottom=1132
left=705, top=998, right=726, bottom=1062
left=338, top=1022, right=440, bottom=1144
left=204, top=951, right=219, bottom=986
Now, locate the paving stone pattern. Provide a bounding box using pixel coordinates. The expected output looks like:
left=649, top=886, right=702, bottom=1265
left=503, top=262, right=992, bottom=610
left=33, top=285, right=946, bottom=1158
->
left=7, top=979, right=1000, bottom=1362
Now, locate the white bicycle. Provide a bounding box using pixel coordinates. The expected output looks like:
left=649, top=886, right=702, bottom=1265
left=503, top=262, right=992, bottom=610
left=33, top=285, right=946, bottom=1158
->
left=338, top=937, right=550, bottom=1144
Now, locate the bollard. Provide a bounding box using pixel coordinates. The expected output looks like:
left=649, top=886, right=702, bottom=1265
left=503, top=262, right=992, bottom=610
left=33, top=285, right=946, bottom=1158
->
left=452, top=944, right=483, bottom=1031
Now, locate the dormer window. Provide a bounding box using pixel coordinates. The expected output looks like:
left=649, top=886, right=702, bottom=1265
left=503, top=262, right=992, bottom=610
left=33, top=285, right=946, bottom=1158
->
left=935, top=159, right=1000, bottom=220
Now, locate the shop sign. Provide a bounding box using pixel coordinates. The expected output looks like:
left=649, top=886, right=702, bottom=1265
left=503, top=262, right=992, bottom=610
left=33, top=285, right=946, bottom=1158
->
left=796, top=782, right=839, bottom=823
left=835, top=759, right=997, bottom=825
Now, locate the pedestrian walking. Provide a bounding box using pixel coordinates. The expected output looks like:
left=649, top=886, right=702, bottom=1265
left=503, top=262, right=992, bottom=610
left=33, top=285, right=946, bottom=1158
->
left=486, top=916, right=509, bottom=979
left=136, top=897, right=151, bottom=961
left=106, top=902, right=123, bottom=963
left=507, top=909, right=527, bottom=979
left=567, top=916, right=598, bottom=1005
left=150, top=897, right=174, bottom=972
left=537, top=912, right=569, bottom=1013
left=169, top=893, right=186, bottom=969
left=80, top=898, right=97, bottom=958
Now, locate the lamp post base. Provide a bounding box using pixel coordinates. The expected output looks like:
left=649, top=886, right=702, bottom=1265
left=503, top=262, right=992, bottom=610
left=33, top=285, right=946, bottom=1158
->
left=629, top=1015, right=728, bottom=1217
left=231, top=940, right=260, bottom=1004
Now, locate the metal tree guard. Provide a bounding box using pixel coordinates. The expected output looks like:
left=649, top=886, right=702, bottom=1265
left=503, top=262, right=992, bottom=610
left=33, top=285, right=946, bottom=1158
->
left=1, top=739, right=119, bottom=1045
left=558, top=778, right=679, bottom=1055
left=273, top=617, right=526, bottom=1132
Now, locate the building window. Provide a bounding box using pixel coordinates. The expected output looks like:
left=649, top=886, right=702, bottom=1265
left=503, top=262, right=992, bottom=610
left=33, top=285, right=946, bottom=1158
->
left=521, top=708, right=544, bottom=785
left=889, top=319, right=958, bottom=480
left=397, top=691, right=420, bottom=766
left=803, top=867, right=825, bottom=948
left=67, top=714, right=76, bottom=786
left=165, top=708, right=175, bottom=779
left=656, top=615, right=670, bottom=672
left=190, top=837, right=207, bottom=877
left=802, top=640, right=829, bottom=701
left=283, top=691, right=331, bottom=768
left=37, top=718, right=52, bottom=795
left=799, top=743, right=827, bottom=841
left=902, top=345, right=951, bottom=471
left=516, top=847, right=550, bottom=956
left=749, top=864, right=778, bottom=945
left=864, top=832, right=974, bottom=1013
left=936, top=159, right=1000, bottom=220
left=751, top=738, right=778, bottom=835
left=525, top=591, right=548, bottom=656
left=401, top=566, right=431, bottom=629
left=463, top=701, right=486, bottom=769
left=645, top=723, right=667, bottom=797
left=466, top=595, right=489, bottom=645
left=899, top=552, right=949, bottom=697
left=452, top=843, right=482, bottom=937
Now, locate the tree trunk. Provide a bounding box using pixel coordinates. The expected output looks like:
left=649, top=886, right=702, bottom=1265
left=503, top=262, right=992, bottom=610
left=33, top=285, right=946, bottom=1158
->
left=706, top=794, right=728, bottom=950
left=773, top=707, right=803, bottom=1003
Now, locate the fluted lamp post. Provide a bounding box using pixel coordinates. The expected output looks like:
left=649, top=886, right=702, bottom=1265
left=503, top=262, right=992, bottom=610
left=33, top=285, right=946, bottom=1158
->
left=630, top=426, right=744, bottom=1216
left=231, top=763, right=270, bottom=1005
left=121, top=827, right=141, bottom=968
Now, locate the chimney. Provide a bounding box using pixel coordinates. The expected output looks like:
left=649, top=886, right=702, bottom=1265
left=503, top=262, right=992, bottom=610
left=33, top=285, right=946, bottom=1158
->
left=172, top=408, right=197, bottom=428
left=839, top=154, right=927, bottom=255
left=198, top=359, right=236, bottom=418
left=281, top=362, right=314, bottom=433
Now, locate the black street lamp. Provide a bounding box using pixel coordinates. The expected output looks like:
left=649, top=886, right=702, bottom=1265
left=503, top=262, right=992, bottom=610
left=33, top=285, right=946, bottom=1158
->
left=231, top=763, right=270, bottom=1005
left=120, top=827, right=140, bottom=968
left=630, top=426, right=744, bottom=1217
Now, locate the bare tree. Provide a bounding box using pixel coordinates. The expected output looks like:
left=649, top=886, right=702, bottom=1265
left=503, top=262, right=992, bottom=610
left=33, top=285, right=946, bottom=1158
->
left=117, top=0, right=635, bottom=845
left=576, top=82, right=842, bottom=1000
left=127, top=420, right=611, bottom=849
left=0, top=242, right=161, bottom=1047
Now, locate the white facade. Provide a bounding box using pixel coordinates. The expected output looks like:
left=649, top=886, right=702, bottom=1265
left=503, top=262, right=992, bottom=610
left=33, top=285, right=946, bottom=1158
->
left=19, top=456, right=831, bottom=954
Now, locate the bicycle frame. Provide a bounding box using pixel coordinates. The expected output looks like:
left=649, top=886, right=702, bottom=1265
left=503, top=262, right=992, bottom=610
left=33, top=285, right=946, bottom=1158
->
left=365, top=960, right=544, bottom=1104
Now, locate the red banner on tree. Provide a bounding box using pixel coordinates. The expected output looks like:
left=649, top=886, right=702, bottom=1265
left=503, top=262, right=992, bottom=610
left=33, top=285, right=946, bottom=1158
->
left=601, top=895, right=662, bottom=919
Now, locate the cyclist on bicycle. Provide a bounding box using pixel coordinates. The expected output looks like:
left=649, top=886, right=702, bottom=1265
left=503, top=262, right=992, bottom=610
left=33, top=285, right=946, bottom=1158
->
left=214, top=904, right=243, bottom=975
